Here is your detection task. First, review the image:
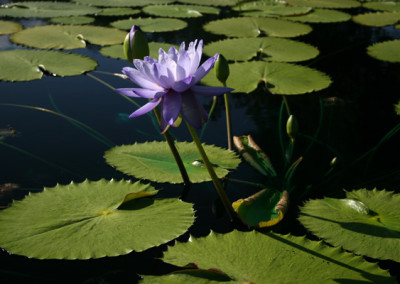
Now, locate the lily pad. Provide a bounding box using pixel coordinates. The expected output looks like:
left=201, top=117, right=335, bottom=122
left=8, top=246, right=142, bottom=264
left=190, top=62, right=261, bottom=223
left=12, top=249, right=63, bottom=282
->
left=203, top=37, right=319, bottom=62
left=286, top=0, right=360, bottom=9
left=177, top=0, right=236, bottom=6
left=0, top=1, right=101, bottom=18
left=0, top=179, right=194, bottom=259
left=367, top=40, right=400, bottom=63
left=100, top=42, right=178, bottom=60
left=104, top=141, right=241, bottom=184
left=201, top=61, right=332, bottom=94
left=111, top=18, right=187, bottom=32
left=97, top=8, right=141, bottom=16
left=10, top=25, right=126, bottom=49
left=152, top=230, right=394, bottom=283
left=353, top=11, right=400, bottom=27
left=143, top=4, right=220, bottom=18
left=0, top=49, right=97, bottom=82
left=299, top=188, right=400, bottom=262
left=204, top=17, right=312, bottom=38
left=238, top=6, right=313, bottom=18
left=50, top=16, right=95, bottom=25
left=395, top=99, right=400, bottom=116
left=364, top=1, right=400, bottom=12
left=0, top=20, right=23, bottom=35
left=284, top=8, right=352, bottom=23
left=72, top=0, right=174, bottom=7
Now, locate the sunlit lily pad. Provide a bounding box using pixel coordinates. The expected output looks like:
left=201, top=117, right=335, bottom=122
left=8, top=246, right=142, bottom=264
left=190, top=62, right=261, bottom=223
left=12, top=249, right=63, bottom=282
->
left=364, top=1, right=400, bottom=12
left=0, top=20, right=23, bottom=35
left=111, top=18, right=187, bottom=32
left=0, top=179, right=194, bottom=259
left=299, top=188, right=400, bottom=262
left=203, top=37, right=319, bottom=62
left=201, top=61, right=332, bottom=94
left=104, top=141, right=241, bottom=184
left=72, top=0, right=174, bottom=7
left=286, top=0, right=360, bottom=9
left=10, top=25, right=126, bottom=49
left=0, top=49, right=97, bottom=82
left=284, top=8, right=351, bottom=23
left=367, top=40, right=400, bottom=63
left=238, top=5, right=313, bottom=18
left=100, top=42, right=178, bottom=60
left=204, top=17, right=312, bottom=38
left=50, top=16, right=94, bottom=25
left=97, top=8, right=141, bottom=16
left=177, top=0, right=236, bottom=6
left=352, top=11, right=400, bottom=27
left=143, top=4, right=220, bottom=18
left=0, top=1, right=101, bottom=18
left=147, top=230, right=394, bottom=283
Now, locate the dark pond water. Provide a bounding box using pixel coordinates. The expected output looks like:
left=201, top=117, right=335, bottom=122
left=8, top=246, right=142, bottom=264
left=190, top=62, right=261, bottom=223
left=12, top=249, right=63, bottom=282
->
left=1, top=1, right=400, bottom=283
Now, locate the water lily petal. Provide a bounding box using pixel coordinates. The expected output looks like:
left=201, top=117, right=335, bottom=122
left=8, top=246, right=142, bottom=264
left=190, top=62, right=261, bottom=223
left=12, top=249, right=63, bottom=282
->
left=190, top=85, right=233, bottom=96
left=133, top=88, right=167, bottom=99
left=190, top=39, right=202, bottom=75
left=115, top=88, right=141, bottom=98
left=176, top=50, right=190, bottom=81
left=162, top=91, right=182, bottom=125
left=129, top=98, right=161, bottom=118
left=122, top=67, right=163, bottom=91
left=172, top=76, right=192, bottom=93
left=181, top=92, right=208, bottom=128
left=190, top=54, right=218, bottom=85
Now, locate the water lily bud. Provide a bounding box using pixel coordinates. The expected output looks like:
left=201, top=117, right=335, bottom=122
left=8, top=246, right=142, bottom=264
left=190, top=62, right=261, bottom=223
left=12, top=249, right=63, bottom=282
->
left=286, top=114, right=299, bottom=140
left=330, top=157, right=338, bottom=167
left=214, top=54, right=229, bottom=85
left=123, top=25, right=149, bottom=63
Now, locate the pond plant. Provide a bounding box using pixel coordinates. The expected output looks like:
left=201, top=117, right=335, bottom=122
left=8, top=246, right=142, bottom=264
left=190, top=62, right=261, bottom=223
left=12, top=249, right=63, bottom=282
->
left=0, top=0, right=400, bottom=283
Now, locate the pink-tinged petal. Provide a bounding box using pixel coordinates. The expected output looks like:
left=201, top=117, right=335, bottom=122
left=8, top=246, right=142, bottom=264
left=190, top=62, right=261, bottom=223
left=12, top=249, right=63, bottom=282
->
left=181, top=92, right=208, bottom=129
left=131, top=88, right=167, bottom=99
left=122, top=67, right=163, bottom=91
left=115, top=88, right=141, bottom=98
left=190, top=54, right=218, bottom=85
left=162, top=91, right=182, bottom=125
left=190, top=85, right=233, bottom=96
left=129, top=98, right=161, bottom=118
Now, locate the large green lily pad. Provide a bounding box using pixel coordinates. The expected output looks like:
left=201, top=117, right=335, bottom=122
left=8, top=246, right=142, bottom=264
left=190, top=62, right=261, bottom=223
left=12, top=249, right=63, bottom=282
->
left=111, top=18, right=187, bottom=32
left=104, top=142, right=241, bottom=184
left=353, top=11, right=400, bottom=27
left=203, top=17, right=312, bottom=38
left=299, top=188, right=400, bottom=262
left=0, top=1, right=101, bottom=18
left=286, top=0, right=360, bottom=9
left=284, top=8, right=352, bottom=23
left=201, top=61, right=332, bottom=94
left=237, top=5, right=312, bottom=18
left=97, top=7, right=141, bottom=16
left=367, top=40, right=400, bottom=63
left=10, top=25, right=126, bottom=49
left=0, top=49, right=97, bottom=82
left=0, top=20, right=23, bottom=35
left=143, top=4, right=220, bottom=18
left=203, top=37, right=319, bottom=62
left=72, top=0, right=174, bottom=7
left=177, top=0, right=236, bottom=6
left=100, top=42, right=178, bottom=60
left=0, top=179, right=194, bottom=259
left=364, top=1, right=400, bottom=12
left=146, top=230, right=394, bottom=283
left=50, top=16, right=95, bottom=25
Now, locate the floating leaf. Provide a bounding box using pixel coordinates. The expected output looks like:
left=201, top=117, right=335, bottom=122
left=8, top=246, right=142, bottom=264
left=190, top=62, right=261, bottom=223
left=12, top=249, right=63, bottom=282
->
left=201, top=61, right=332, bottom=94
left=97, top=7, right=141, bottom=16
left=50, top=16, right=95, bottom=25
left=10, top=25, right=126, bottom=49
left=100, top=42, right=178, bottom=60
left=0, top=20, right=23, bottom=35
left=203, top=37, right=319, bottom=62
left=153, top=230, right=394, bottom=283
left=143, top=4, right=220, bottom=18
left=0, top=49, right=97, bottom=82
left=0, top=179, right=194, bottom=259
left=111, top=18, right=187, bottom=32
left=364, top=1, right=400, bottom=12
left=72, top=0, right=174, bottom=7
left=177, top=0, right=236, bottom=6
left=234, top=2, right=312, bottom=17
left=204, top=17, right=312, bottom=38
left=353, top=11, right=400, bottom=27
left=284, top=8, right=352, bottom=23
left=104, top=142, right=240, bottom=184
left=367, top=40, right=400, bottom=63
left=286, top=0, right=360, bottom=9
left=299, top=188, right=400, bottom=262
left=0, top=1, right=101, bottom=18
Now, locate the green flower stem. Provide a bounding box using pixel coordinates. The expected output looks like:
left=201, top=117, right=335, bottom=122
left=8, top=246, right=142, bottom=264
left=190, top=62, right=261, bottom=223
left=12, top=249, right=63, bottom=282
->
left=223, top=83, right=233, bottom=151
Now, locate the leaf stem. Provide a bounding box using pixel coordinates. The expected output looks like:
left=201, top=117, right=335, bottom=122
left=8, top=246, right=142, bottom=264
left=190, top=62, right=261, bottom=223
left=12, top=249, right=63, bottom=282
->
left=223, top=82, right=233, bottom=150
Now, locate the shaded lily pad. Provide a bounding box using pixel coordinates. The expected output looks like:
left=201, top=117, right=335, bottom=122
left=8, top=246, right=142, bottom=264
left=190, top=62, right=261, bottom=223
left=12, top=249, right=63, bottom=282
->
left=0, top=179, right=194, bottom=259
left=0, top=20, right=23, bottom=35
left=238, top=5, right=313, bottom=18
left=10, top=25, right=126, bottom=49
left=111, top=18, right=187, bottom=32
left=0, top=1, right=101, bottom=18
left=100, top=42, right=178, bottom=60
left=364, top=1, right=400, bottom=12
left=284, top=8, right=352, bottom=23
left=203, top=37, right=319, bottom=62
left=299, top=188, right=400, bottom=262
left=201, top=61, right=332, bottom=94
left=143, top=4, right=220, bottom=18
left=104, top=141, right=241, bottom=184
left=153, top=230, right=394, bottom=283
left=97, top=7, right=141, bottom=16
left=72, top=0, right=174, bottom=7
left=50, top=16, right=95, bottom=25
left=204, top=17, right=312, bottom=38
left=286, top=0, right=360, bottom=9
left=353, top=11, right=400, bottom=27
left=367, top=40, right=400, bottom=63
left=0, top=49, right=97, bottom=82
left=177, top=0, right=236, bottom=6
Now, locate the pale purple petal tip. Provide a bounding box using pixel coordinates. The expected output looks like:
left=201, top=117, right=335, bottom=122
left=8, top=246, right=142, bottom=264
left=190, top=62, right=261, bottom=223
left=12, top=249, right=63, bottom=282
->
left=129, top=98, right=161, bottom=118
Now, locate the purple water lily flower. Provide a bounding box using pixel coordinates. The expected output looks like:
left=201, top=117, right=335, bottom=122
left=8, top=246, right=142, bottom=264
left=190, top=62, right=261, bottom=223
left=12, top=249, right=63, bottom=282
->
left=116, top=40, right=233, bottom=132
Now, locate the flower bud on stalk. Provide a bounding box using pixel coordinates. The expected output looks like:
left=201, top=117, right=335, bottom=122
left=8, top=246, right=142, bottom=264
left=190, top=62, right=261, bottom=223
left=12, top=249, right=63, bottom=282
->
left=214, top=54, right=229, bottom=85
left=286, top=114, right=299, bottom=141
left=123, top=25, right=149, bottom=62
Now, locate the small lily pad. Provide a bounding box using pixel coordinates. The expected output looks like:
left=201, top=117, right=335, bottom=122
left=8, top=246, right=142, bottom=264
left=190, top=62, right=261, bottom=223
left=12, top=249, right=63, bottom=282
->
left=143, top=4, right=220, bottom=18
left=203, top=37, right=319, bottom=62
left=0, top=49, right=97, bottom=82
left=177, top=0, right=236, bottom=6
left=0, top=179, right=194, bottom=259
left=72, top=0, right=174, bottom=7
left=111, top=18, right=187, bottom=32
left=364, top=1, right=400, bottom=12
left=104, top=141, right=241, bottom=184
left=353, top=11, right=400, bottom=27
left=50, top=16, right=95, bottom=25
left=299, top=188, right=400, bottom=262
left=286, top=0, right=360, bottom=9
left=367, top=40, right=400, bottom=63
left=0, top=20, right=23, bottom=35
left=100, top=42, right=178, bottom=60
left=284, top=8, right=352, bottom=23
left=97, top=8, right=141, bottom=16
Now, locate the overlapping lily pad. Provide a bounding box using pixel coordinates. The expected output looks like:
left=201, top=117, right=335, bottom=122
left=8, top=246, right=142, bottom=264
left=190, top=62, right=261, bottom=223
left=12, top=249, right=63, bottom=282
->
left=143, top=4, right=220, bottom=18
left=299, top=188, right=400, bottom=262
left=72, top=0, right=174, bottom=7
left=104, top=142, right=241, bottom=184
left=364, top=1, right=400, bottom=12
left=204, top=17, right=312, bottom=38
left=367, top=40, right=400, bottom=63
left=286, top=0, right=360, bottom=9
left=0, top=20, right=23, bottom=35
left=10, top=25, right=126, bottom=49
left=100, top=42, right=178, bottom=60
left=201, top=61, right=332, bottom=95
left=0, top=49, right=97, bottom=82
left=111, top=18, right=187, bottom=32
left=97, top=7, right=141, bottom=16
left=0, top=179, right=194, bottom=259
left=353, top=11, right=400, bottom=27
left=50, top=16, right=95, bottom=25
left=203, top=37, right=319, bottom=62
left=284, top=8, right=352, bottom=23
left=0, top=1, right=101, bottom=18
left=177, top=0, right=236, bottom=6
left=144, top=230, right=394, bottom=283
